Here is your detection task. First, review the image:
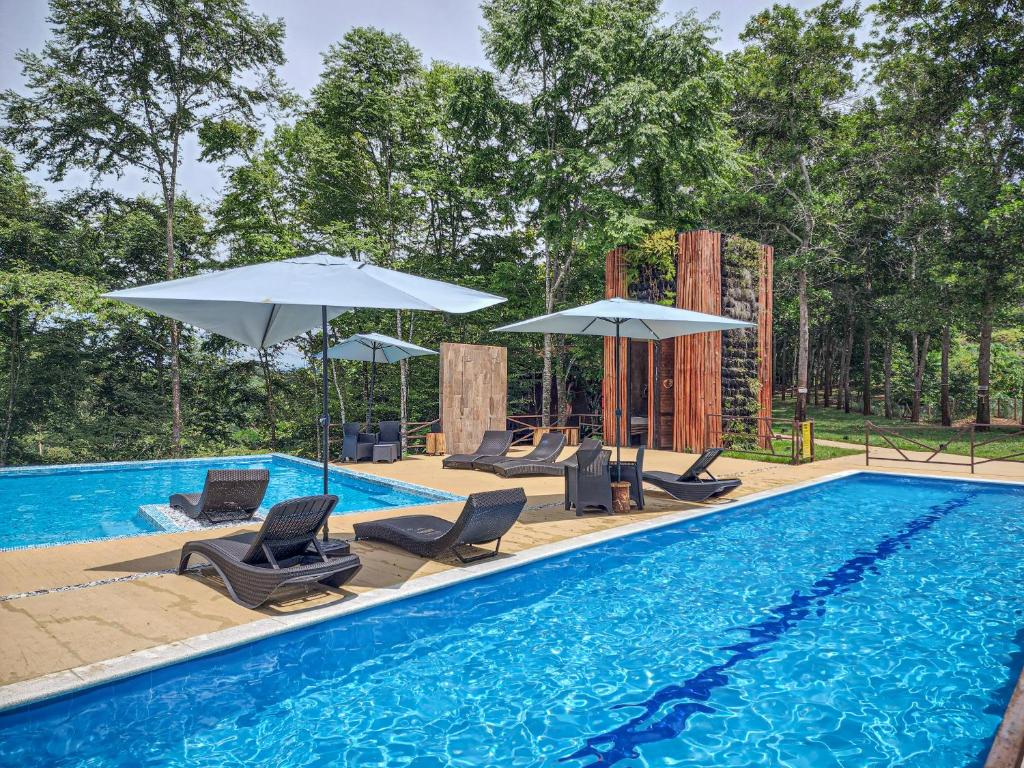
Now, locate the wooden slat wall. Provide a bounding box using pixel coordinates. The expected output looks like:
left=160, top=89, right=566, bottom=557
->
left=758, top=244, right=775, bottom=448
left=674, top=230, right=722, bottom=451
left=602, top=247, right=629, bottom=445
left=439, top=342, right=508, bottom=455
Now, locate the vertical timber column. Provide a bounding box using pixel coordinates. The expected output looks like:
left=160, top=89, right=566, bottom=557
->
left=603, top=247, right=629, bottom=446
left=758, top=245, right=775, bottom=448
left=674, top=231, right=722, bottom=452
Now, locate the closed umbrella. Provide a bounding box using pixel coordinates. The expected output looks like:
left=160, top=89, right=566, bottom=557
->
left=493, top=297, right=754, bottom=477
left=325, top=332, right=437, bottom=427
left=104, top=255, right=504, bottom=539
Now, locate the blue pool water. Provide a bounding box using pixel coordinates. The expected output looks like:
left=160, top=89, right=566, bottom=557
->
left=0, top=455, right=453, bottom=550
left=1, top=473, right=1023, bottom=766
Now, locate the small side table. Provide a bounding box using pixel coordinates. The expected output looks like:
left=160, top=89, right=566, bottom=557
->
left=373, top=444, right=398, bottom=463
left=425, top=432, right=447, bottom=455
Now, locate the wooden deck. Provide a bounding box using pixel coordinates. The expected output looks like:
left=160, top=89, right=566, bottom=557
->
left=0, top=446, right=1021, bottom=690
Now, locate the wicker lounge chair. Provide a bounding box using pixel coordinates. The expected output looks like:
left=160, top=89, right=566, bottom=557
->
left=565, top=446, right=614, bottom=514
left=342, top=421, right=376, bottom=462
left=473, top=432, right=565, bottom=472
left=442, top=430, right=514, bottom=470
left=611, top=444, right=645, bottom=510
left=642, top=447, right=742, bottom=502
left=353, top=488, right=527, bottom=563
left=177, top=495, right=361, bottom=608
left=377, top=420, right=403, bottom=459
left=170, top=469, right=270, bottom=524
left=492, top=437, right=601, bottom=478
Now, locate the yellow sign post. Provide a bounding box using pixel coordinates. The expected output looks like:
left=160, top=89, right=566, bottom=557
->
left=802, top=420, right=812, bottom=460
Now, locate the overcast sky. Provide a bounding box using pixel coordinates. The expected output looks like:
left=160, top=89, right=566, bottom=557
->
left=0, top=0, right=818, bottom=202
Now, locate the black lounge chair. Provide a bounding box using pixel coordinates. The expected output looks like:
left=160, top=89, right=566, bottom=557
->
left=342, top=421, right=376, bottom=462
left=353, top=488, right=527, bottom=563
left=642, top=447, right=742, bottom=502
left=565, top=446, right=613, bottom=514
left=442, top=430, right=514, bottom=470
left=473, top=432, right=565, bottom=472
left=170, top=469, right=270, bottom=524
left=377, top=420, right=403, bottom=459
left=177, top=495, right=361, bottom=608
left=492, top=437, right=601, bottom=478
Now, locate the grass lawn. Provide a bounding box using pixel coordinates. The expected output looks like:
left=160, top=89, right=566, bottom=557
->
left=722, top=436, right=861, bottom=465
left=773, top=401, right=1024, bottom=462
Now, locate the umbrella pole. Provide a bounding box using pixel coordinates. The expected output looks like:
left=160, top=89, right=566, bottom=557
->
left=320, top=306, right=331, bottom=541
left=614, top=321, right=622, bottom=482
left=367, top=346, right=376, bottom=430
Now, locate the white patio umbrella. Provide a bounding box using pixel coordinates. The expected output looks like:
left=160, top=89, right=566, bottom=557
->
left=493, top=297, right=755, bottom=478
left=104, top=255, right=504, bottom=538
left=324, top=332, right=437, bottom=427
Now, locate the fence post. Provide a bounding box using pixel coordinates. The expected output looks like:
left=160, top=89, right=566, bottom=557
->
left=810, top=419, right=815, bottom=462
left=970, top=424, right=975, bottom=475
left=865, top=421, right=870, bottom=467
left=792, top=419, right=800, bottom=465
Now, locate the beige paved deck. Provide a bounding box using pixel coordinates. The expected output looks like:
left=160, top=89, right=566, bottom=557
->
left=1, top=446, right=1021, bottom=688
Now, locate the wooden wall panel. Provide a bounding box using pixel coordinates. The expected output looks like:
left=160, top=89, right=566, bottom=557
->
left=674, top=230, right=722, bottom=452
left=439, top=342, right=508, bottom=455
left=602, top=247, right=629, bottom=446
left=758, top=244, right=775, bottom=448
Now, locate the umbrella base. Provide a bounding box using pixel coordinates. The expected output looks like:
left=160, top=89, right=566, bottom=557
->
left=610, top=481, right=632, bottom=514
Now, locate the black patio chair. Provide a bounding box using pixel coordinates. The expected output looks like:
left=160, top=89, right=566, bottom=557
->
left=473, top=431, right=565, bottom=472
left=376, top=420, right=403, bottom=459
left=342, top=421, right=376, bottom=462
left=170, top=469, right=270, bottom=524
left=177, top=495, right=362, bottom=608
left=564, top=446, right=613, bottom=514
left=353, top=488, right=527, bottom=563
left=642, top=447, right=742, bottom=502
left=442, top=430, right=514, bottom=470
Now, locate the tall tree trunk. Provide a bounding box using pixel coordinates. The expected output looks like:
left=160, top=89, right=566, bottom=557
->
left=840, top=309, right=853, bottom=414
left=940, top=323, right=951, bottom=426
left=396, top=310, right=409, bottom=452
left=329, top=359, right=346, bottom=427
left=1, top=309, right=20, bottom=466
left=822, top=333, right=833, bottom=408
left=975, top=294, right=993, bottom=427
left=258, top=350, right=277, bottom=450
left=910, top=332, right=930, bottom=423
left=883, top=334, right=894, bottom=419
left=164, top=198, right=182, bottom=455
left=861, top=316, right=872, bottom=415
left=795, top=269, right=809, bottom=422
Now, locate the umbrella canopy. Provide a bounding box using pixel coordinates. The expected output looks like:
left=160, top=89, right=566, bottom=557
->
left=104, top=255, right=502, bottom=348
left=325, top=332, right=436, bottom=364
left=493, top=297, right=755, bottom=478
left=103, top=255, right=504, bottom=539
left=325, top=333, right=437, bottom=427
left=493, top=297, right=751, bottom=340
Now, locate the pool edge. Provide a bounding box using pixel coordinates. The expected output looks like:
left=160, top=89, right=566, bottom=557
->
left=1, top=468, right=1020, bottom=713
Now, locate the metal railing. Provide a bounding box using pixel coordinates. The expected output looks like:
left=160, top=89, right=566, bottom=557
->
left=705, top=414, right=815, bottom=464
left=864, top=421, right=1024, bottom=474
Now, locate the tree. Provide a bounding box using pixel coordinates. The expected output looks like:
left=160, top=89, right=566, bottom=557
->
left=1, top=0, right=285, bottom=453
left=873, top=0, right=1024, bottom=425
left=731, top=0, right=862, bottom=422
left=483, top=0, right=735, bottom=423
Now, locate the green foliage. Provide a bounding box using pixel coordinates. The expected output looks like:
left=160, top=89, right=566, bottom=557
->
left=624, top=228, right=676, bottom=305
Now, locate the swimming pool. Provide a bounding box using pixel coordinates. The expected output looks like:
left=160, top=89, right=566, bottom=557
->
left=0, top=454, right=458, bottom=550
left=1, top=473, right=1022, bottom=766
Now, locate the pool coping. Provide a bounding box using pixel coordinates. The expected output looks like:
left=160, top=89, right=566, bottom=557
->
left=0, top=453, right=462, bottom=553
left=1, top=469, right=1020, bottom=713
